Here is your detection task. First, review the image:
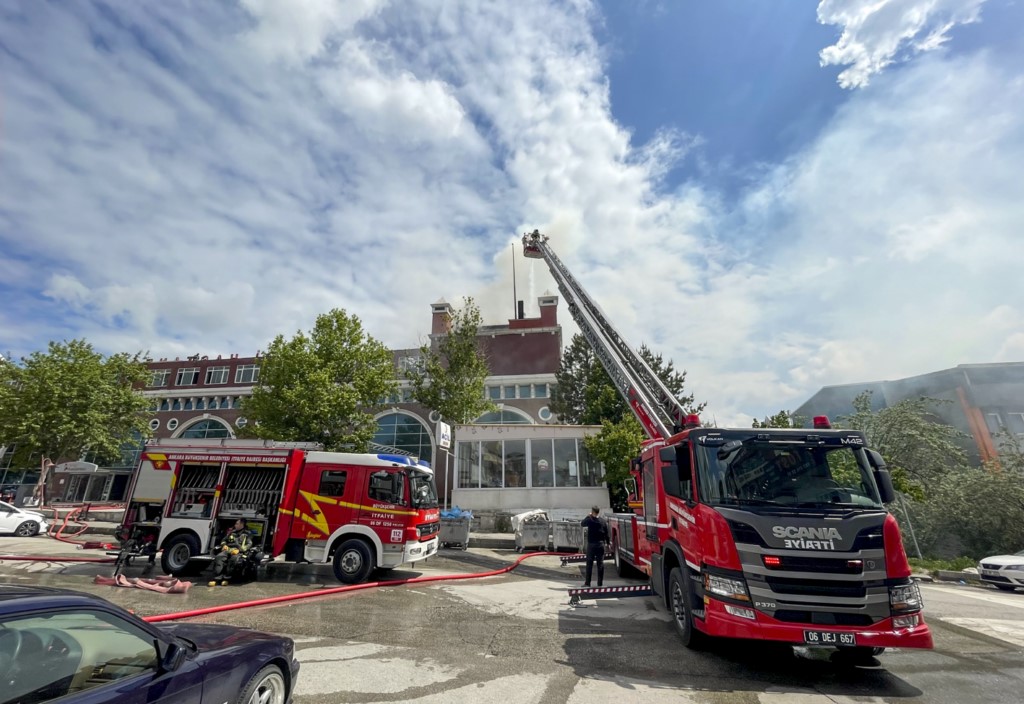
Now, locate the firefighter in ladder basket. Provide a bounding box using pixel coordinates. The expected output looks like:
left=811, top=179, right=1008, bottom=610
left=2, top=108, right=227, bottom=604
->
left=208, top=518, right=253, bottom=587
left=580, top=506, right=609, bottom=587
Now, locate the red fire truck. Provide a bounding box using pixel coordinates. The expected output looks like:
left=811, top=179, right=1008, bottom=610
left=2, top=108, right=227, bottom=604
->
left=116, top=439, right=440, bottom=583
left=523, top=230, right=932, bottom=661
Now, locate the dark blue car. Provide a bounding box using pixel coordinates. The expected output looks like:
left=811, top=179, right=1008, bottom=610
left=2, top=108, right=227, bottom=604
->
left=0, top=585, right=299, bottom=704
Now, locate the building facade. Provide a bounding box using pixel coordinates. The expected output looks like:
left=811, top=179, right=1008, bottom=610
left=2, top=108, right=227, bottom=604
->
left=794, top=362, right=1024, bottom=466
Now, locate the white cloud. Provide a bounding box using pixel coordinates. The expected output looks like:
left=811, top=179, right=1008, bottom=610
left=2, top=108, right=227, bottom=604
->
left=1, top=1, right=1021, bottom=429
left=817, top=0, right=988, bottom=88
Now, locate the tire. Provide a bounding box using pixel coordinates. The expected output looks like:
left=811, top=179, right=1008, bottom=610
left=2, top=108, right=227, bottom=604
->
left=332, top=538, right=374, bottom=584
left=613, top=539, right=638, bottom=579
left=14, top=521, right=39, bottom=538
left=669, top=566, right=706, bottom=649
left=160, top=534, right=200, bottom=576
left=995, top=584, right=1017, bottom=592
left=236, top=664, right=287, bottom=704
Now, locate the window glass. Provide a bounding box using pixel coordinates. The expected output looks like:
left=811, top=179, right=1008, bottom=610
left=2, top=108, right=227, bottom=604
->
left=235, top=365, right=260, bottom=384
left=504, top=440, right=526, bottom=487
left=148, top=370, right=169, bottom=387
left=474, top=410, right=532, bottom=424
left=553, top=438, right=577, bottom=487
left=171, top=399, right=182, bottom=411
left=319, top=470, right=347, bottom=497
left=530, top=439, right=553, bottom=487
left=180, top=419, right=231, bottom=439
left=205, top=367, right=229, bottom=384
left=0, top=610, right=158, bottom=702
left=534, top=383, right=548, bottom=398
left=175, top=368, right=199, bottom=386
left=481, top=440, right=502, bottom=488
left=457, top=441, right=480, bottom=488
left=183, top=399, right=193, bottom=411
left=517, top=384, right=532, bottom=399
left=503, top=385, right=516, bottom=399
left=488, top=386, right=501, bottom=400
left=372, top=412, right=432, bottom=461
left=576, top=441, right=601, bottom=487
left=368, top=471, right=405, bottom=505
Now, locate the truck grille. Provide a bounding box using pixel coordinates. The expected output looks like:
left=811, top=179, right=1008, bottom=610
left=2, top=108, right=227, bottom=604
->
left=770, top=555, right=863, bottom=575
left=765, top=576, right=867, bottom=599
left=773, top=610, right=874, bottom=626
left=728, top=521, right=883, bottom=551
left=418, top=522, right=440, bottom=538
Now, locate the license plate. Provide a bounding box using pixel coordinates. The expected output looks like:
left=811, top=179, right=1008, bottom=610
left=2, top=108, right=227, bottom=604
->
left=804, top=630, right=857, bottom=646
left=981, top=569, right=1000, bottom=576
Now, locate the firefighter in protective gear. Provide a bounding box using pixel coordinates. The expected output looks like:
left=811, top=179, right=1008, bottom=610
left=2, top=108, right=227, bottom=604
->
left=208, top=518, right=253, bottom=586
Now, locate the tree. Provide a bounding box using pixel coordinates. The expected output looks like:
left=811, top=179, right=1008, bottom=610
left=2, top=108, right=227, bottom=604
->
left=837, top=391, right=970, bottom=499
left=583, top=417, right=645, bottom=512
left=406, top=297, right=495, bottom=425
left=240, top=309, right=396, bottom=452
left=0, top=340, right=152, bottom=494
left=551, top=334, right=704, bottom=426
left=752, top=410, right=802, bottom=428
left=552, top=334, right=706, bottom=509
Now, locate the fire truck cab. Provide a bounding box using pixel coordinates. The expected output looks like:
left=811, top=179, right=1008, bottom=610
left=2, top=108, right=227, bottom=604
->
left=119, top=439, right=440, bottom=584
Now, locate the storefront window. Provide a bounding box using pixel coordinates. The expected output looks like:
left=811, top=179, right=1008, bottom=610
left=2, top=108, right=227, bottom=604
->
left=504, top=440, right=527, bottom=488
left=481, top=441, right=502, bottom=488
left=530, top=439, right=553, bottom=487
left=578, top=441, right=603, bottom=487
left=553, top=438, right=578, bottom=487
left=456, top=441, right=480, bottom=488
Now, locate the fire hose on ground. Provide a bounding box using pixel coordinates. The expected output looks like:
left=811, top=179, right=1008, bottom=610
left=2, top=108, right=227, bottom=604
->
left=0, top=549, right=583, bottom=621
left=46, top=504, right=123, bottom=550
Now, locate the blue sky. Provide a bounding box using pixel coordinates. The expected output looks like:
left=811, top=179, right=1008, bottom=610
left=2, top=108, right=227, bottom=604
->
left=1, top=0, right=1022, bottom=426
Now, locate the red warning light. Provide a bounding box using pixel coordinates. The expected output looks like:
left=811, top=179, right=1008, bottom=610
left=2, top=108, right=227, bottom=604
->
left=763, top=556, right=782, bottom=568
left=683, top=414, right=701, bottom=428
left=812, top=415, right=832, bottom=429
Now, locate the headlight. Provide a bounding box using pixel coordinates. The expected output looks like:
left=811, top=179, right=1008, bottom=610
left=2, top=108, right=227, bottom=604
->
left=1004, top=564, right=1024, bottom=572
left=890, top=582, right=923, bottom=614
left=705, top=573, right=750, bottom=602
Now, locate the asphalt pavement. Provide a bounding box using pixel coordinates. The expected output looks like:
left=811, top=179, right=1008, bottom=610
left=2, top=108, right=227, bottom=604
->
left=2, top=534, right=1024, bottom=703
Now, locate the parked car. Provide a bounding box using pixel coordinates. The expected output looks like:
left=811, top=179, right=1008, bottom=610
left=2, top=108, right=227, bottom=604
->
left=0, top=500, right=48, bottom=537
left=0, top=584, right=299, bottom=704
left=977, top=550, right=1024, bottom=592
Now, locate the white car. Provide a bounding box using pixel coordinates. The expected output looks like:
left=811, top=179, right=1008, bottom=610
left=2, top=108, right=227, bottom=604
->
left=0, top=500, right=49, bottom=537
left=978, top=550, right=1024, bottom=592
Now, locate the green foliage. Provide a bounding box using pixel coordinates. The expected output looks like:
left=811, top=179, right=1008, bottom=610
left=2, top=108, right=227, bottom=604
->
left=240, top=309, right=396, bottom=452
left=752, top=410, right=802, bottom=428
left=838, top=391, right=969, bottom=498
left=583, top=417, right=646, bottom=512
left=908, top=556, right=977, bottom=573
left=0, top=339, right=151, bottom=466
left=551, top=334, right=704, bottom=426
left=407, top=298, right=495, bottom=424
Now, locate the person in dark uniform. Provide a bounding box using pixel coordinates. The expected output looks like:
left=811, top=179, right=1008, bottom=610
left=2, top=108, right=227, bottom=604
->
left=580, top=506, right=608, bottom=587
left=208, top=518, right=252, bottom=587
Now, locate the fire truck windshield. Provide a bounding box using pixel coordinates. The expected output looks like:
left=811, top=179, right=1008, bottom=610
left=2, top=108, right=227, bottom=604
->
left=407, top=469, right=438, bottom=509
left=694, top=434, right=884, bottom=510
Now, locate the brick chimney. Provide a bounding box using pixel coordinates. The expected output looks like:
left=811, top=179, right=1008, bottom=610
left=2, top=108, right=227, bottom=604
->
left=538, top=293, right=558, bottom=327
left=431, top=300, right=454, bottom=335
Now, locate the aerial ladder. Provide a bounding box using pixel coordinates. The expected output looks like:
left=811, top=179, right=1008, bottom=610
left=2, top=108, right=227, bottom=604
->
left=521, top=229, right=699, bottom=443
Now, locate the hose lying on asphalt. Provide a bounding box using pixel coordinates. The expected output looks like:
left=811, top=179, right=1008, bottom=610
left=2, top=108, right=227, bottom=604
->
left=144, top=551, right=564, bottom=623
left=0, top=555, right=115, bottom=563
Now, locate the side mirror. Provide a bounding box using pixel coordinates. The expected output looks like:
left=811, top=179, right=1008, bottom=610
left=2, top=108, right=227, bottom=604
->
left=874, top=468, right=896, bottom=504
left=158, top=641, right=187, bottom=673
left=866, top=449, right=886, bottom=469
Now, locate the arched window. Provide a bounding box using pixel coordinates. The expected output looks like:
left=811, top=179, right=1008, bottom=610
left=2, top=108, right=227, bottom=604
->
left=474, top=409, right=533, bottom=424
left=373, top=412, right=432, bottom=461
left=178, top=419, right=232, bottom=439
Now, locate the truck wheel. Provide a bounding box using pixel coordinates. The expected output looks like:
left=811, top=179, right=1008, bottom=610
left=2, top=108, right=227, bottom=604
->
left=669, top=567, right=705, bottom=649
left=161, top=534, right=199, bottom=575
left=613, top=539, right=636, bottom=579
left=332, top=539, right=374, bottom=584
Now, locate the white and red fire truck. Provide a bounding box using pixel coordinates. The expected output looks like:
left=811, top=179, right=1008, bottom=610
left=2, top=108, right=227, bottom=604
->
left=116, top=439, right=440, bottom=583
left=523, top=230, right=932, bottom=661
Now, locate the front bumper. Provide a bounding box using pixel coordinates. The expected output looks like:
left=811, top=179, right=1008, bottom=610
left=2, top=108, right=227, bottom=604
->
left=979, top=570, right=1024, bottom=588
left=699, top=598, right=934, bottom=649
left=286, top=657, right=300, bottom=704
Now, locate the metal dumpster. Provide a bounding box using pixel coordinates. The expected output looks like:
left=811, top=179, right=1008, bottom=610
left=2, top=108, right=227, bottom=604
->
left=551, top=520, right=584, bottom=552
left=515, top=519, right=550, bottom=553
left=439, top=517, right=471, bottom=550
